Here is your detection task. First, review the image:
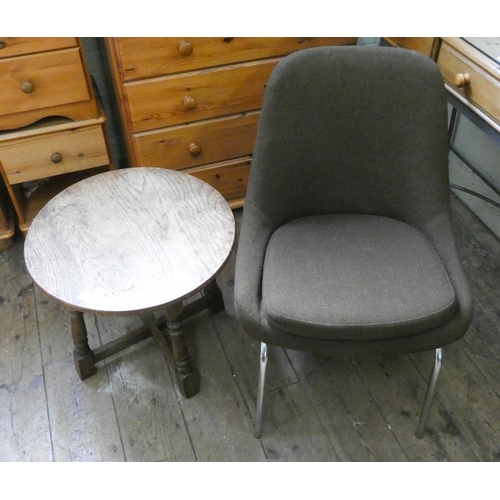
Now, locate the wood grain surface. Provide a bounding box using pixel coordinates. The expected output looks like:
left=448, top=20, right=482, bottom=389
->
left=24, top=167, right=235, bottom=314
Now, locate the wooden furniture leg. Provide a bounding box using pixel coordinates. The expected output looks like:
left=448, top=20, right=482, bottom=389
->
left=141, top=304, right=200, bottom=399
left=67, top=283, right=225, bottom=389
left=202, top=280, right=225, bottom=314
left=0, top=177, right=15, bottom=252
left=69, top=310, right=97, bottom=380
left=165, top=303, right=200, bottom=398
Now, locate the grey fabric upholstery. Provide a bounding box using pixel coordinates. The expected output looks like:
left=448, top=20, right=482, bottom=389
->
left=263, top=214, right=457, bottom=341
left=234, top=46, right=472, bottom=359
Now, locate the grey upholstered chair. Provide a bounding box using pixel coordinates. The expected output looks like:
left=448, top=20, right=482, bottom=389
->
left=234, top=46, right=473, bottom=439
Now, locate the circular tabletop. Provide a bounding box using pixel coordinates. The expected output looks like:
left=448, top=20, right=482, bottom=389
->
left=24, top=168, right=236, bottom=315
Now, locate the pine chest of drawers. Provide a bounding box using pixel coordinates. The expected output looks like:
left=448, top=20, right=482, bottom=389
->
left=437, top=37, right=500, bottom=130
left=384, top=37, right=500, bottom=134
left=106, top=37, right=357, bottom=207
left=0, top=37, right=113, bottom=237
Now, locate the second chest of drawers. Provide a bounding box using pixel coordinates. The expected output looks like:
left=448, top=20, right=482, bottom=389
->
left=437, top=37, right=500, bottom=129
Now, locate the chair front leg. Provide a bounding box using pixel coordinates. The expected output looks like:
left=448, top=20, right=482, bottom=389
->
left=254, top=342, right=268, bottom=439
left=415, top=348, right=443, bottom=438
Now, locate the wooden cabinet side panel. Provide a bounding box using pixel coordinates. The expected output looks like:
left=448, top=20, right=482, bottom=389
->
left=75, top=37, right=99, bottom=117
left=0, top=166, right=16, bottom=248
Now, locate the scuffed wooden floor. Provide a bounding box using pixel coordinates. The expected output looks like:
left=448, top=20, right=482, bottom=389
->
left=2, top=194, right=500, bottom=461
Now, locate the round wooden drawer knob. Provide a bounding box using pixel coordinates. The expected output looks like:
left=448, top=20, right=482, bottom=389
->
left=50, top=152, right=63, bottom=163
left=0, top=41, right=6, bottom=50
left=178, top=41, right=193, bottom=56
left=189, top=143, right=202, bottom=157
left=454, top=73, right=471, bottom=88
left=21, top=81, right=35, bottom=94
left=183, top=96, right=197, bottom=111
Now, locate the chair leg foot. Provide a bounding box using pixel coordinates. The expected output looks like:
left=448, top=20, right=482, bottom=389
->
left=415, top=347, right=443, bottom=439
left=254, top=342, right=268, bottom=439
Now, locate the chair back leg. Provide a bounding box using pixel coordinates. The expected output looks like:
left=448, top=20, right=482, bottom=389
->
left=254, top=342, right=268, bottom=438
left=415, top=348, right=443, bottom=438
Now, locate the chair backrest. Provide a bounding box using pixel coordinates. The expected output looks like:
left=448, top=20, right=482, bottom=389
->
left=246, top=46, right=450, bottom=232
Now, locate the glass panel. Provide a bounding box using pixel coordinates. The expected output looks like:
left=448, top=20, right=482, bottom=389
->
left=462, top=37, right=500, bottom=64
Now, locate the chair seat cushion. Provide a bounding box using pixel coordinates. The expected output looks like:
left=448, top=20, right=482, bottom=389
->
left=262, top=214, right=457, bottom=341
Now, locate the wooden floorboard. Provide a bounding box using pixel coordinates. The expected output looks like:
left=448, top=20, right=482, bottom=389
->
left=36, top=288, right=125, bottom=462
left=2, top=193, right=500, bottom=461
left=0, top=244, right=52, bottom=461
left=96, top=315, right=195, bottom=462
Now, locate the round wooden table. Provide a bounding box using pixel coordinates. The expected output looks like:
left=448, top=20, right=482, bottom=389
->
left=24, top=167, right=236, bottom=398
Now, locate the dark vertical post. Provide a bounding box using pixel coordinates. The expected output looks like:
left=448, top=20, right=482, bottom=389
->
left=70, top=310, right=97, bottom=380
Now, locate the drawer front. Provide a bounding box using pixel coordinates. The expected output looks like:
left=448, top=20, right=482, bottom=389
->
left=438, top=41, right=500, bottom=123
left=115, top=37, right=357, bottom=81
left=133, top=112, right=260, bottom=170
left=0, top=47, right=90, bottom=117
left=0, top=125, right=109, bottom=184
left=126, top=59, right=276, bottom=132
left=0, top=37, right=77, bottom=59
left=187, top=158, right=251, bottom=202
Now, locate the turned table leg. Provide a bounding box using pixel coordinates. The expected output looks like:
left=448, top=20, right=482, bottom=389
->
left=69, top=310, right=97, bottom=380
left=202, top=280, right=225, bottom=314
left=141, top=304, right=200, bottom=399
left=165, top=303, right=200, bottom=399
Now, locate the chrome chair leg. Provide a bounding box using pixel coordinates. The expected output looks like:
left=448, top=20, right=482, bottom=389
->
left=415, top=348, right=443, bottom=439
left=254, top=342, right=268, bottom=439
